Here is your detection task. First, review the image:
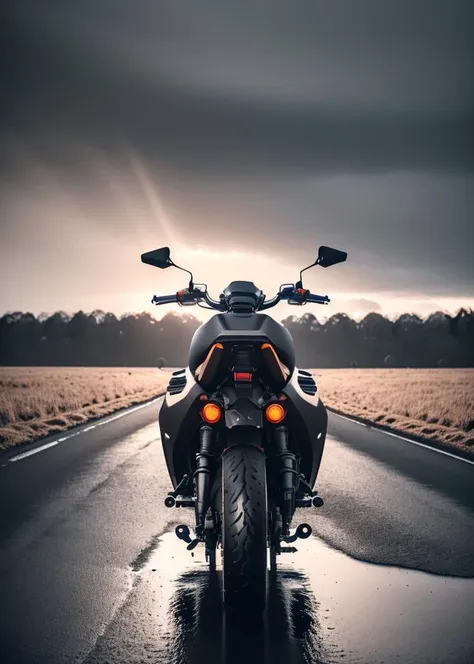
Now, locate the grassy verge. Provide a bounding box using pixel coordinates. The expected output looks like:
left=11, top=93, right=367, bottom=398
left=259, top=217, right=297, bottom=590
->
left=2, top=367, right=472, bottom=457
left=0, top=367, right=170, bottom=451
left=312, top=368, right=474, bottom=453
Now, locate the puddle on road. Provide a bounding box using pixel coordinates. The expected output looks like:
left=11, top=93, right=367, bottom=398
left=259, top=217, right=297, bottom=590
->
left=87, top=531, right=474, bottom=664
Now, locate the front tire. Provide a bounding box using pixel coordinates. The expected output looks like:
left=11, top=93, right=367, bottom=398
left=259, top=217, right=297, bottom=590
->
left=221, top=444, right=268, bottom=613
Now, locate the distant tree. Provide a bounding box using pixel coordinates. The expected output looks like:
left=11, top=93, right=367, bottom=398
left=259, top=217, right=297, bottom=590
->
left=358, top=313, right=395, bottom=366
left=1, top=308, right=473, bottom=368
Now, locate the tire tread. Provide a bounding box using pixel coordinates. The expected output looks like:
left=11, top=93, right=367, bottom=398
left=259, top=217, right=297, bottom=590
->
left=222, top=445, right=267, bottom=609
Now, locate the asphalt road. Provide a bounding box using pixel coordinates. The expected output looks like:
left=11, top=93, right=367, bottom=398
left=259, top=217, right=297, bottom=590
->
left=1, top=399, right=473, bottom=664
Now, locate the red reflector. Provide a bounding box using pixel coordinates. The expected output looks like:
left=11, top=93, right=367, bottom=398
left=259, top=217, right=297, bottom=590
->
left=234, top=372, right=252, bottom=382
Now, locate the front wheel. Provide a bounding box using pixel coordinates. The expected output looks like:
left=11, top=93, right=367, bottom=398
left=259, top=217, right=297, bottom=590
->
left=221, top=444, right=268, bottom=613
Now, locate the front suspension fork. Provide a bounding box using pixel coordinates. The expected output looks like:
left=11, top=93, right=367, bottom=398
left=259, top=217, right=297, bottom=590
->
left=274, top=425, right=299, bottom=537
left=194, top=425, right=214, bottom=538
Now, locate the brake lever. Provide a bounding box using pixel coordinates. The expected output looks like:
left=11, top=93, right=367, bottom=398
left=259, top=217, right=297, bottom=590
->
left=288, top=299, right=307, bottom=306
left=288, top=290, right=308, bottom=306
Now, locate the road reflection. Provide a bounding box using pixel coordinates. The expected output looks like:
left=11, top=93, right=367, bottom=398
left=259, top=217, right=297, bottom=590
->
left=166, top=568, right=329, bottom=664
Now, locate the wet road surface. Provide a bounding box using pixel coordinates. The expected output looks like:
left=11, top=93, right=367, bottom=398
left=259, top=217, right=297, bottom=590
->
left=0, top=399, right=473, bottom=663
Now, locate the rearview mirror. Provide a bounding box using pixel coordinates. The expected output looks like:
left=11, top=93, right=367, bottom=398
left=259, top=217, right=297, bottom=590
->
left=141, top=247, right=172, bottom=269
left=317, top=246, right=347, bottom=268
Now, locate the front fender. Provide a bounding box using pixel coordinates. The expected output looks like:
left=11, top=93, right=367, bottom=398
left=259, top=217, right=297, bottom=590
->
left=224, top=397, right=263, bottom=429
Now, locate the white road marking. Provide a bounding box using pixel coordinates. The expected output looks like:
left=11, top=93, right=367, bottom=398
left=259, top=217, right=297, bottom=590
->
left=8, top=440, right=60, bottom=462
left=5, top=396, right=472, bottom=468
left=332, top=411, right=474, bottom=466
left=334, top=413, right=366, bottom=427
left=7, top=397, right=162, bottom=465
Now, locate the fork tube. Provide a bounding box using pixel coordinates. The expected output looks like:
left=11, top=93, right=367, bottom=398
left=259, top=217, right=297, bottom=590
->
left=274, top=425, right=298, bottom=536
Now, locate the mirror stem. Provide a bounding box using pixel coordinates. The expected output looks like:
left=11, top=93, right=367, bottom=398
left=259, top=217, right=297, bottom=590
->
left=170, top=261, right=194, bottom=289
left=297, top=260, right=319, bottom=289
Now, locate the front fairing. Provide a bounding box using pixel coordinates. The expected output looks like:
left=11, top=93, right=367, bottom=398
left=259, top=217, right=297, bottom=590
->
left=159, top=366, right=327, bottom=491
left=281, top=370, right=328, bottom=487
left=188, top=312, right=296, bottom=376
left=159, top=368, right=205, bottom=487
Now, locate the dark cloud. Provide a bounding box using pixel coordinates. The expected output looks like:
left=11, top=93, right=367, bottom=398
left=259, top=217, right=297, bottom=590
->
left=1, top=0, right=474, bottom=312
left=3, top=0, right=473, bottom=177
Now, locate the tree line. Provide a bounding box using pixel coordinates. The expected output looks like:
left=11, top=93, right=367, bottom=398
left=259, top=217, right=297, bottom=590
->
left=0, top=309, right=473, bottom=368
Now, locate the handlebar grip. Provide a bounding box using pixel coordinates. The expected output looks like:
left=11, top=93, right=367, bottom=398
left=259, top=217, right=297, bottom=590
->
left=151, top=293, right=178, bottom=305
left=306, top=293, right=330, bottom=304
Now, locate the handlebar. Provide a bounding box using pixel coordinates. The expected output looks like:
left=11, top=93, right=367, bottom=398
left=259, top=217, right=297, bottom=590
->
left=306, top=293, right=330, bottom=304
left=151, top=285, right=330, bottom=311
left=151, top=293, right=178, bottom=305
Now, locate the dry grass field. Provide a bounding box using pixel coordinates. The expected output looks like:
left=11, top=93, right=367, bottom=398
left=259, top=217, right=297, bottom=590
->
left=0, top=367, right=170, bottom=450
left=312, top=369, right=474, bottom=451
left=1, top=367, right=473, bottom=454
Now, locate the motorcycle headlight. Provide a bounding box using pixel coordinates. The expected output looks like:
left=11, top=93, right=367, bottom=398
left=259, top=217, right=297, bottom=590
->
left=265, top=403, right=286, bottom=424
left=201, top=402, right=222, bottom=424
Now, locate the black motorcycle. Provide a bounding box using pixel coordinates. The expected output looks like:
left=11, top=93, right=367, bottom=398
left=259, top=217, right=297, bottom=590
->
left=141, top=245, right=347, bottom=612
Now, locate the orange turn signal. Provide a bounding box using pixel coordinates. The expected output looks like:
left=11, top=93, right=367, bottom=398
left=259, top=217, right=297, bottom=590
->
left=201, top=402, right=222, bottom=424
left=265, top=403, right=286, bottom=424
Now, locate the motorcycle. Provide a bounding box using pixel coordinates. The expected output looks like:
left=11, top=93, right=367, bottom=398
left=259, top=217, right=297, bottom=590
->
left=141, top=245, right=347, bottom=612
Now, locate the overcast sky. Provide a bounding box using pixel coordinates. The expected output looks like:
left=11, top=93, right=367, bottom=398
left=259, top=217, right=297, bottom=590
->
left=2, top=0, right=473, bottom=320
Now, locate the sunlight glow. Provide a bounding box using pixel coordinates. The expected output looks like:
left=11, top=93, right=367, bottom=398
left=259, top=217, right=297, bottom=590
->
left=128, top=152, right=180, bottom=247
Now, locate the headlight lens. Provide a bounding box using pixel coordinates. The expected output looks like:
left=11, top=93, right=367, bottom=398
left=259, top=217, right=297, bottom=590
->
left=265, top=403, right=286, bottom=424
left=201, top=402, right=222, bottom=424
